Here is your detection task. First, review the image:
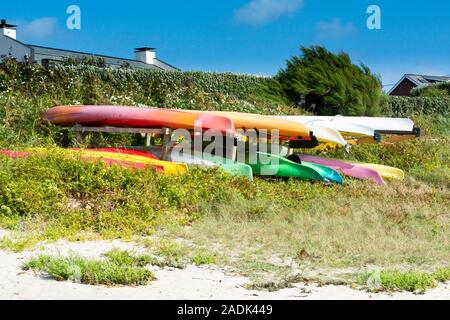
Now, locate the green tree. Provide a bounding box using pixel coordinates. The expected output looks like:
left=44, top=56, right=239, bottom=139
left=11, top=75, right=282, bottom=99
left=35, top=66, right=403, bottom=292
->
left=276, top=46, right=384, bottom=116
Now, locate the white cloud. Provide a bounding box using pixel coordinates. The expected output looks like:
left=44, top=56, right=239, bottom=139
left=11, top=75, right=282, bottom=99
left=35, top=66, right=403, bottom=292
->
left=316, top=18, right=357, bottom=40
left=21, top=17, right=58, bottom=39
left=234, top=0, right=304, bottom=25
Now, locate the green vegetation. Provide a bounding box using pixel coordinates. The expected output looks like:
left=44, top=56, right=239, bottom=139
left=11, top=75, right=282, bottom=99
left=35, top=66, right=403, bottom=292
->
left=23, top=250, right=156, bottom=286
left=275, top=46, right=385, bottom=116
left=191, top=252, right=216, bottom=266
left=412, top=82, right=450, bottom=97
left=0, top=52, right=449, bottom=293
left=358, top=268, right=450, bottom=293
left=385, top=96, right=450, bottom=117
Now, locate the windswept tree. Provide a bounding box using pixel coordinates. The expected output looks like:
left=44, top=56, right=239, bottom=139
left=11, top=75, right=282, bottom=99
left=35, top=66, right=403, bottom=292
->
left=276, top=46, right=385, bottom=116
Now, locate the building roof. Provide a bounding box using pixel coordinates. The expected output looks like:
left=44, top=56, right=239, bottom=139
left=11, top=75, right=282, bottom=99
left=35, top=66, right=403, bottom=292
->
left=29, top=44, right=163, bottom=70
left=0, top=21, right=179, bottom=71
left=0, top=19, right=17, bottom=28
left=135, top=47, right=156, bottom=52
left=388, top=74, right=450, bottom=95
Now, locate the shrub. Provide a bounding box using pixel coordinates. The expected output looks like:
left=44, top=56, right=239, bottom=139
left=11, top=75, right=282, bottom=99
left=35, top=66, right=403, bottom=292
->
left=412, top=81, right=450, bottom=97
left=385, top=96, right=450, bottom=117
left=23, top=251, right=156, bottom=286
left=276, top=46, right=384, bottom=116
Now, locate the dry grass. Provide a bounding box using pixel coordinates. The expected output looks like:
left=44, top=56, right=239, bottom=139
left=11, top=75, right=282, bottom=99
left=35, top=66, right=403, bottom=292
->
left=167, top=179, right=449, bottom=277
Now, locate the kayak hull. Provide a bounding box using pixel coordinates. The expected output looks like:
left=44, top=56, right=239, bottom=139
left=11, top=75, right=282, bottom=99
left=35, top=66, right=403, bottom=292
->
left=347, top=162, right=405, bottom=181
left=1, top=149, right=164, bottom=172
left=127, top=147, right=254, bottom=181
left=187, top=110, right=313, bottom=140
left=44, top=106, right=236, bottom=135
left=25, top=148, right=188, bottom=175
left=295, top=154, right=385, bottom=185
left=287, top=155, right=344, bottom=184
left=243, top=152, right=343, bottom=183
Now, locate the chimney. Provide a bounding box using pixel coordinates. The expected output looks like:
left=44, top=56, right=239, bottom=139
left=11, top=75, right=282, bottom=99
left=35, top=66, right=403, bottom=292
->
left=135, top=47, right=156, bottom=65
left=0, top=19, right=17, bottom=39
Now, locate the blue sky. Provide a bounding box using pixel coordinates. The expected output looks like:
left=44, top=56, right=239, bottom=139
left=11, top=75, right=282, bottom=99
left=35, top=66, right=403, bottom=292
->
left=2, top=0, right=449, bottom=89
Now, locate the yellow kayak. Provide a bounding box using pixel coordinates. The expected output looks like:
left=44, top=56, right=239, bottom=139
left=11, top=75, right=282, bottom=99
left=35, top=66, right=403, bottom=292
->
left=25, top=148, right=188, bottom=175
left=348, top=162, right=405, bottom=181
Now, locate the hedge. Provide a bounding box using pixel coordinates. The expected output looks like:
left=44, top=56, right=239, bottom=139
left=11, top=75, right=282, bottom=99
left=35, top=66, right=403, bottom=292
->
left=385, top=96, right=450, bottom=117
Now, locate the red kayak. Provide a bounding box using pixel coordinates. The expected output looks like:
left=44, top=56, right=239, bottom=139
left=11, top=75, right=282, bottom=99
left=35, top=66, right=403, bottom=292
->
left=43, top=106, right=236, bottom=135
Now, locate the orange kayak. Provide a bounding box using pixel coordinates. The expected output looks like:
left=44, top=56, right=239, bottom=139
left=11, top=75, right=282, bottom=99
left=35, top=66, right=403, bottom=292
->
left=184, top=110, right=313, bottom=140
left=43, top=106, right=236, bottom=135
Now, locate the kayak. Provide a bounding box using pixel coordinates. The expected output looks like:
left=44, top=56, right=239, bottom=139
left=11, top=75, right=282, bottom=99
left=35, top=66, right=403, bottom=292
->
left=26, top=148, right=188, bottom=175
left=347, top=162, right=405, bottom=181
left=276, top=116, right=378, bottom=140
left=126, top=147, right=254, bottom=181
left=286, top=155, right=344, bottom=184
left=43, top=106, right=236, bottom=135
left=185, top=110, right=315, bottom=142
left=71, top=148, right=160, bottom=160
left=302, top=124, right=348, bottom=147
left=290, top=116, right=418, bottom=135
left=196, top=152, right=254, bottom=181
left=1, top=149, right=163, bottom=172
left=242, top=152, right=342, bottom=183
left=294, top=154, right=385, bottom=185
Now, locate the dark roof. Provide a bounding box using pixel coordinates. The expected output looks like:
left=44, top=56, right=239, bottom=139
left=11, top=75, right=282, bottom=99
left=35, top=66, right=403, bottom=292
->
left=135, top=47, right=156, bottom=52
left=388, top=74, right=450, bottom=95
left=29, top=44, right=163, bottom=70
left=0, top=19, right=17, bottom=28
left=1, top=28, right=178, bottom=71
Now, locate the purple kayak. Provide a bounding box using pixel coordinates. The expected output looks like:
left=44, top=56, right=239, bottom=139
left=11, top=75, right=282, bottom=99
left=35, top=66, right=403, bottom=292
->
left=296, top=154, right=385, bottom=185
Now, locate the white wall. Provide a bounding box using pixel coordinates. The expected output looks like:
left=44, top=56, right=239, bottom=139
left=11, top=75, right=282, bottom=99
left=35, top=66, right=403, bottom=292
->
left=1, top=28, right=16, bottom=39
left=0, top=35, right=31, bottom=61
left=135, top=50, right=156, bottom=65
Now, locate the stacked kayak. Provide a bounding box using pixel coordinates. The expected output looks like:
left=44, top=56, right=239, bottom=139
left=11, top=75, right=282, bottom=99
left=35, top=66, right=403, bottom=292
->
left=35, top=105, right=410, bottom=185
left=136, top=147, right=255, bottom=181
left=44, top=106, right=236, bottom=136
left=275, top=115, right=420, bottom=145
left=20, top=148, right=188, bottom=175
left=293, top=154, right=385, bottom=185
left=186, top=110, right=319, bottom=148
left=346, top=161, right=405, bottom=181
left=241, top=152, right=343, bottom=184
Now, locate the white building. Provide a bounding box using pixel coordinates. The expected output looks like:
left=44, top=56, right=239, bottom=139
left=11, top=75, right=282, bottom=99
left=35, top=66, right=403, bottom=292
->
left=0, top=19, right=178, bottom=71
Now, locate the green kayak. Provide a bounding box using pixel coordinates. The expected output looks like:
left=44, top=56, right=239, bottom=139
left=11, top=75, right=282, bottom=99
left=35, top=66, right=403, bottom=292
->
left=241, top=152, right=325, bottom=182
left=195, top=152, right=254, bottom=181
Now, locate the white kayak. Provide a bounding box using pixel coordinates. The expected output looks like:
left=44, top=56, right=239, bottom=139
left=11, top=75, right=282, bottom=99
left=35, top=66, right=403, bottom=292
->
left=282, top=116, right=417, bottom=135
left=276, top=116, right=378, bottom=140
left=303, top=124, right=348, bottom=147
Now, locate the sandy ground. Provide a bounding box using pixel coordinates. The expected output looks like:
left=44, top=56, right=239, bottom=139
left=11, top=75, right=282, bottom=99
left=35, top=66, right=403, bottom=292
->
left=0, top=231, right=449, bottom=300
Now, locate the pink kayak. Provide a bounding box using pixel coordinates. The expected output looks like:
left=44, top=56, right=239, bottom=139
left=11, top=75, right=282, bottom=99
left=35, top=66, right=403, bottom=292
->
left=296, top=154, right=385, bottom=185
